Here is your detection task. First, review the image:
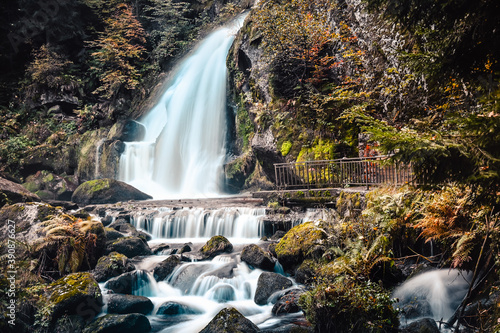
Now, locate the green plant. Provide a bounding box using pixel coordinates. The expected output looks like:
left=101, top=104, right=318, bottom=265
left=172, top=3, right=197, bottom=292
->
left=281, top=140, right=292, bottom=156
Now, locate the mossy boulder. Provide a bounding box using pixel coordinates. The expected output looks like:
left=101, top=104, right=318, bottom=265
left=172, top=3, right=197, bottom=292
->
left=82, top=313, right=151, bottom=333
left=336, top=191, right=364, bottom=219
left=241, top=244, right=275, bottom=271
left=72, top=178, right=152, bottom=206
left=272, top=289, right=304, bottom=315
left=46, top=272, right=103, bottom=324
left=23, top=170, right=78, bottom=201
left=105, top=236, right=152, bottom=258
left=0, top=176, right=39, bottom=207
left=93, top=252, right=135, bottom=282
left=153, top=255, right=181, bottom=281
left=200, top=235, right=233, bottom=259
left=199, top=307, right=260, bottom=333
left=107, top=294, right=154, bottom=315
left=275, top=222, right=327, bottom=272
left=254, top=272, right=293, bottom=305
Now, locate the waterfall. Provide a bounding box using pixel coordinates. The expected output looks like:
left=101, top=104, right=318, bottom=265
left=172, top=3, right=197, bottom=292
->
left=393, top=269, right=471, bottom=327
left=131, top=207, right=266, bottom=242
left=118, top=16, right=246, bottom=199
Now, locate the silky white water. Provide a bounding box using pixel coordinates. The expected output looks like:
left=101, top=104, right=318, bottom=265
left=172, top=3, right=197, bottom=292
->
left=118, top=17, right=246, bottom=199
left=393, top=269, right=471, bottom=328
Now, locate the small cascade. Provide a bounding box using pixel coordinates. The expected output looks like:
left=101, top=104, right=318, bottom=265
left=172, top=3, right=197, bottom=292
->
left=133, top=270, right=161, bottom=297
left=94, top=138, right=106, bottom=179
left=393, top=269, right=471, bottom=327
left=131, top=207, right=266, bottom=241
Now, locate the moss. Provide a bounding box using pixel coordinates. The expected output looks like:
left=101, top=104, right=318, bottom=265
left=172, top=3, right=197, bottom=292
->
left=23, top=181, right=39, bottom=192
left=48, top=272, right=101, bottom=305
left=281, top=140, right=292, bottom=156
left=37, top=204, right=57, bottom=221
left=276, top=222, right=327, bottom=259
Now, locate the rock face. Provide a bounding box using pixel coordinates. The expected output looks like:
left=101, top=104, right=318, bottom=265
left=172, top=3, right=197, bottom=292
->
left=254, top=272, right=293, bottom=305
left=105, top=236, right=153, bottom=258
left=199, top=307, right=260, bottom=333
left=200, top=235, right=233, bottom=259
left=47, top=272, right=103, bottom=324
left=153, top=256, right=181, bottom=281
left=107, top=294, right=154, bottom=315
left=108, top=120, right=146, bottom=142
left=83, top=313, right=151, bottom=333
left=0, top=177, right=39, bottom=207
left=93, top=252, right=135, bottom=282
left=241, top=244, right=275, bottom=271
left=71, top=178, right=152, bottom=206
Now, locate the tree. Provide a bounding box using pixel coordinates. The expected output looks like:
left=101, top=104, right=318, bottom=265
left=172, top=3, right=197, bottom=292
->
left=88, top=3, right=146, bottom=99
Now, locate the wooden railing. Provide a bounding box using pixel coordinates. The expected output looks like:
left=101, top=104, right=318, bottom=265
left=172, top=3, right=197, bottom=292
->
left=274, top=156, right=414, bottom=189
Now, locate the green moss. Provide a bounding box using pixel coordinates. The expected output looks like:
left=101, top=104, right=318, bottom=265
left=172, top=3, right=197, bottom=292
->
left=37, top=204, right=57, bottom=221
left=276, top=222, right=327, bottom=259
left=23, top=181, right=39, bottom=192
left=281, top=140, right=292, bottom=156
left=49, top=272, right=100, bottom=304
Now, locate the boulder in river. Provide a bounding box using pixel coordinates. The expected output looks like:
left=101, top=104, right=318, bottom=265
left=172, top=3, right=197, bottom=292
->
left=156, top=301, right=202, bottom=316
left=104, top=271, right=136, bottom=294
left=83, top=313, right=151, bottom=333
left=200, top=235, right=233, bottom=259
left=71, top=178, right=152, bottom=206
left=241, top=244, right=275, bottom=271
left=0, top=176, right=39, bottom=207
left=254, top=272, right=293, bottom=305
left=199, top=307, right=260, bottom=333
left=153, top=255, right=181, bottom=281
left=401, top=318, right=440, bottom=333
left=107, top=294, right=154, bottom=315
left=105, top=236, right=153, bottom=258
left=93, top=252, right=135, bottom=282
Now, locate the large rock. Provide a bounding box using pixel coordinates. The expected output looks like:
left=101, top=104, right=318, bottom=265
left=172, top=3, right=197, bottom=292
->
left=108, top=120, right=146, bottom=142
left=224, top=153, right=256, bottom=193
left=22, top=170, right=78, bottom=201
left=107, top=294, right=154, bottom=315
left=0, top=177, right=39, bottom=207
left=254, top=272, right=293, bottom=305
left=401, top=318, right=440, bottom=333
left=199, top=307, right=260, bottom=333
left=93, top=252, right=135, bottom=282
left=275, top=222, right=327, bottom=272
left=200, top=235, right=233, bottom=259
left=156, top=301, right=202, bottom=316
left=105, top=236, right=153, bottom=258
left=104, top=271, right=136, bottom=295
left=153, top=256, right=181, bottom=281
left=71, top=179, right=152, bottom=206
left=241, top=244, right=275, bottom=271
left=83, top=313, right=151, bottom=333
left=47, top=272, right=103, bottom=324
left=272, top=289, right=304, bottom=315
left=0, top=203, right=106, bottom=274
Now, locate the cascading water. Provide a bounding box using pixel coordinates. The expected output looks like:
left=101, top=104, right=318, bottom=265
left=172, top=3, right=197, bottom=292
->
left=393, top=269, right=471, bottom=329
left=118, top=16, right=246, bottom=199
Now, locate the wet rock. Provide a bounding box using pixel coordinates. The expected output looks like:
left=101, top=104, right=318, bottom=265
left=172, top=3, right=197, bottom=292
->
left=151, top=243, right=171, bottom=254
left=241, top=244, right=275, bottom=271
left=105, top=236, right=152, bottom=258
left=169, top=263, right=213, bottom=293
left=270, top=230, right=286, bottom=240
left=93, top=252, right=135, bottom=282
left=272, top=289, right=304, bottom=315
left=199, top=307, right=260, bottom=333
left=107, top=294, right=154, bottom=315
left=178, top=243, right=192, bottom=254
left=104, top=271, right=136, bottom=294
left=401, top=318, right=440, bottom=333
left=105, top=227, right=126, bottom=241
left=254, top=272, right=293, bottom=305
left=0, top=176, right=39, bottom=207
left=47, top=272, right=103, bottom=324
left=157, top=301, right=202, bottom=316
left=108, top=219, right=151, bottom=241
left=224, top=152, right=256, bottom=193
left=200, top=235, right=233, bottom=259
left=72, top=179, right=152, bottom=206
left=108, top=120, right=146, bottom=142
left=153, top=256, right=181, bottom=281
left=83, top=313, right=151, bottom=333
